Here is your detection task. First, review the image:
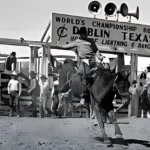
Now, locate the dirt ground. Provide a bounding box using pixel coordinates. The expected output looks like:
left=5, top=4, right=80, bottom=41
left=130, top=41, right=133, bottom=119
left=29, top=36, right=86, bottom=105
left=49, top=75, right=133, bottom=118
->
left=0, top=116, right=150, bottom=150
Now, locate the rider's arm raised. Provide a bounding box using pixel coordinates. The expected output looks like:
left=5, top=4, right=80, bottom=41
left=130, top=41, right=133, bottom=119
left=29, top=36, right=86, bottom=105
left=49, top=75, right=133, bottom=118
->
left=57, top=41, right=77, bottom=50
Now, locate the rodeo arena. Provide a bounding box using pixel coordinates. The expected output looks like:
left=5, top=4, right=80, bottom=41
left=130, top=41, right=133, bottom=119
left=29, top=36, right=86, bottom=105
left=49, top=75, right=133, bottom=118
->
left=0, top=1, right=150, bottom=150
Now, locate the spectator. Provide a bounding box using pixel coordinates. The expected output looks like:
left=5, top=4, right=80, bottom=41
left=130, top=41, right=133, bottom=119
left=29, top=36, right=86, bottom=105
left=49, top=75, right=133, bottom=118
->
left=39, top=74, right=52, bottom=117
left=21, top=71, right=40, bottom=117
left=5, top=52, right=17, bottom=72
left=7, top=71, right=22, bottom=117
left=129, top=80, right=137, bottom=95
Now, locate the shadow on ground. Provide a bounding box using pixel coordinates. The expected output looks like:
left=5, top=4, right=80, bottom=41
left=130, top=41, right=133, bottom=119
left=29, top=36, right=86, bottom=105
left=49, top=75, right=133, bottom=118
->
left=94, top=137, right=150, bottom=148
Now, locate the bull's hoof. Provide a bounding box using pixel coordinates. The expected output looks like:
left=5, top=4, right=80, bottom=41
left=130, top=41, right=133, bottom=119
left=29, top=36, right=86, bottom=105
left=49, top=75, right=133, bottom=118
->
left=103, top=139, right=112, bottom=145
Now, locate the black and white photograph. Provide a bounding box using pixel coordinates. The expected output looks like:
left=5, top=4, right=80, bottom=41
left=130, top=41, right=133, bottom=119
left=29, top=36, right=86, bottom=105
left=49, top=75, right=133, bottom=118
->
left=0, top=0, right=150, bottom=149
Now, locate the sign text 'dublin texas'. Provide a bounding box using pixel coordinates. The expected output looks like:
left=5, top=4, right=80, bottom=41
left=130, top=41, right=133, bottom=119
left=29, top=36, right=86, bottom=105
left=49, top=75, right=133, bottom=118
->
left=52, top=13, right=150, bottom=55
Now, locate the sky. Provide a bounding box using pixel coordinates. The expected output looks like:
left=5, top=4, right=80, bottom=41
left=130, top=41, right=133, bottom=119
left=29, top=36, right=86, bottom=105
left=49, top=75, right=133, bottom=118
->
left=0, top=0, right=150, bottom=71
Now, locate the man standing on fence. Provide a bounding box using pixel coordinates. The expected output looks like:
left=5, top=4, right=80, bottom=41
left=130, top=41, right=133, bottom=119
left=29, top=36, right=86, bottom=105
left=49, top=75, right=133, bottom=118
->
left=5, top=52, right=17, bottom=72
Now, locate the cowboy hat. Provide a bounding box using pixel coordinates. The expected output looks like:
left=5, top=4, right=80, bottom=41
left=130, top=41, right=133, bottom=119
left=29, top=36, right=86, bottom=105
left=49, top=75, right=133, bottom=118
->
left=40, top=74, right=47, bottom=79
left=11, top=52, right=16, bottom=56
left=77, top=27, right=87, bottom=35
left=11, top=71, right=17, bottom=76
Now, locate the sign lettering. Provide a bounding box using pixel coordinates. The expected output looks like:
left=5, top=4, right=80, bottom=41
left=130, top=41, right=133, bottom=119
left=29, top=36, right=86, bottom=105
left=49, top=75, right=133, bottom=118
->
left=52, top=13, right=150, bottom=55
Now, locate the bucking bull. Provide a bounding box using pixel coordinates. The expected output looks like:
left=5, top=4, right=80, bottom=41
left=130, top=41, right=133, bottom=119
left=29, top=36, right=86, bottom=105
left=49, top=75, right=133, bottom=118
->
left=57, top=58, right=118, bottom=118
left=56, top=58, right=130, bottom=144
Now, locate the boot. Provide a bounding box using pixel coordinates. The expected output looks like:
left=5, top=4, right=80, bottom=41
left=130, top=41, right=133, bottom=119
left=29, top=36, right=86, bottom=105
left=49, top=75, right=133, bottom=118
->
left=32, top=110, right=37, bottom=117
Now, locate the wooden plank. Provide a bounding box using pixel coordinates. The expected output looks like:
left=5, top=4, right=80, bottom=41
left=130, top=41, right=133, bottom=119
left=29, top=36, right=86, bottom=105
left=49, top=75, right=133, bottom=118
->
left=0, top=54, right=9, bottom=57
left=0, top=38, right=51, bottom=47
left=128, top=54, right=138, bottom=117
left=0, top=36, right=147, bottom=57
left=29, top=46, right=34, bottom=72
left=0, top=55, right=75, bottom=61
left=46, top=36, right=50, bottom=43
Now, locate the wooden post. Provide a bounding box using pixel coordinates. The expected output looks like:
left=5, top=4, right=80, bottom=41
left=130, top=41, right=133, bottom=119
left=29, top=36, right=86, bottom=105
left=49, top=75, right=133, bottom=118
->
left=29, top=46, right=38, bottom=73
left=117, top=54, right=124, bottom=72
left=18, top=62, right=21, bottom=72
left=29, top=46, right=34, bottom=73
left=37, top=57, right=40, bottom=81
left=41, top=46, right=47, bottom=76
left=34, top=47, right=38, bottom=73
left=128, top=54, right=138, bottom=117
left=47, top=46, right=53, bottom=111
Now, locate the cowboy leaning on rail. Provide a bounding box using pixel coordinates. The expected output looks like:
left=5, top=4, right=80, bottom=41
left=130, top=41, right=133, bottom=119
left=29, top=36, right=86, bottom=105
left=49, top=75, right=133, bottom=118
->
left=27, top=71, right=40, bottom=117
left=5, top=52, right=17, bottom=72
left=57, top=26, right=104, bottom=105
